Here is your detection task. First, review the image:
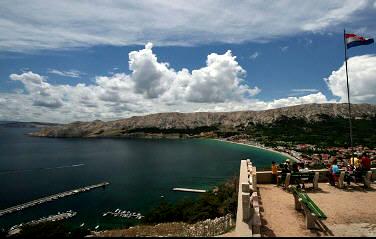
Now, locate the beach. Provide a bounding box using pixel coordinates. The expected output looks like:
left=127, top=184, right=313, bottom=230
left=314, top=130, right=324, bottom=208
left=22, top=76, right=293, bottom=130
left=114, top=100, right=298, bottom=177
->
left=212, top=138, right=299, bottom=163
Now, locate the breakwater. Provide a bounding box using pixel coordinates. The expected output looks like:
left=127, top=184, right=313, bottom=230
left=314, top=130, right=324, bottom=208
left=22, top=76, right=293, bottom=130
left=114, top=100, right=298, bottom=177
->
left=0, top=182, right=109, bottom=217
left=8, top=210, right=77, bottom=235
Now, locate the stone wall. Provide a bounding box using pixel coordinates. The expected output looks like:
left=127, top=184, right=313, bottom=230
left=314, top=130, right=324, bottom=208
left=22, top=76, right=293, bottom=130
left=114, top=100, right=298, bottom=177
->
left=183, top=214, right=233, bottom=237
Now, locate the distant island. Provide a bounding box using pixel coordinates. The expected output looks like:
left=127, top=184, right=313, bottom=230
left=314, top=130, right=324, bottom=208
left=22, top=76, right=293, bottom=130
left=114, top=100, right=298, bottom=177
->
left=30, top=103, right=376, bottom=148
left=0, top=121, right=60, bottom=128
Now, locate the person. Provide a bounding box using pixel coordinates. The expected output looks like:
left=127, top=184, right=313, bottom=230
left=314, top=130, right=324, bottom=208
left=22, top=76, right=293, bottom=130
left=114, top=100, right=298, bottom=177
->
left=285, top=159, right=292, bottom=171
left=344, top=161, right=354, bottom=186
left=278, top=162, right=291, bottom=187
left=330, top=159, right=340, bottom=185
left=271, top=161, right=278, bottom=185
left=299, top=164, right=310, bottom=189
left=291, top=163, right=302, bottom=188
left=361, top=152, right=371, bottom=172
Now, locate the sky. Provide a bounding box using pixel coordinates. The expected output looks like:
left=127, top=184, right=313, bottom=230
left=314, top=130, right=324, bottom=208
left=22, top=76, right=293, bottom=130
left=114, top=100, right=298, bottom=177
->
left=0, top=0, right=376, bottom=123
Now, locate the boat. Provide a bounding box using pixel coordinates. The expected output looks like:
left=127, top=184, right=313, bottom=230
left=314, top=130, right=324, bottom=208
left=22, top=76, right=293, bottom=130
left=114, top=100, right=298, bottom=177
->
left=80, top=223, right=85, bottom=227
left=95, top=225, right=99, bottom=230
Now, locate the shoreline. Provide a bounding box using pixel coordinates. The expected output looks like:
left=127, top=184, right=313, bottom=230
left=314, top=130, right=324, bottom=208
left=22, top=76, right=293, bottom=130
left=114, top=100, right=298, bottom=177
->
left=211, top=138, right=299, bottom=163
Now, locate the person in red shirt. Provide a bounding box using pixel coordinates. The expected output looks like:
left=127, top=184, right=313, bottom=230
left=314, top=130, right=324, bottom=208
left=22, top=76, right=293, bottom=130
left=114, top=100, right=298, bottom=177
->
left=361, top=152, right=371, bottom=171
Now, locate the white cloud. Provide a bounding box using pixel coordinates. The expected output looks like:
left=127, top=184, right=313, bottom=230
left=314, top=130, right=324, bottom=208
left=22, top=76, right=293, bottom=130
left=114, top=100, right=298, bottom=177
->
left=288, top=88, right=319, bottom=96
left=291, top=89, right=319, bottom=93
left=48, top=69, right=84, bottom=78
left=0, top=43, right=334, bottom=123
left=280, top=46, right=289, bottom=52
left=249, top=52, right=259, bottom=60
left=325, top=55, right=376, bottom=103
left=0, top=0, right=371, bottom=52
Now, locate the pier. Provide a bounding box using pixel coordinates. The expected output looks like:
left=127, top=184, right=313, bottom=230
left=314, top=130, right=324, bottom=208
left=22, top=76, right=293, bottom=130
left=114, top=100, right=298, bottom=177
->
left=172, top=188, right=206, bottom=193
left=0, top=182, right=109, bottom=217
left=8, top=210, right=77, bottom=236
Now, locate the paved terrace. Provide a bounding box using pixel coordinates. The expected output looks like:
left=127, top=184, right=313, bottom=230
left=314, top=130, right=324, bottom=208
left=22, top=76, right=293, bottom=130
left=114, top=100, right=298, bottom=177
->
left=259, top=183, right=376, bottom=237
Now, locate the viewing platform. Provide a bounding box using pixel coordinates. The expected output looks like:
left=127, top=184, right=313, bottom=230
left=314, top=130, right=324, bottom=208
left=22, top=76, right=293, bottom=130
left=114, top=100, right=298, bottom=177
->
left=0, top=182, right=109, bottom=217
left=230, top=159, right=376, bottom=237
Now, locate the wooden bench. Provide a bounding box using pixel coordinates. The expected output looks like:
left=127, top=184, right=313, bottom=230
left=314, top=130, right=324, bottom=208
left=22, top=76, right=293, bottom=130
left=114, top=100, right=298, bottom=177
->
left=283, top=172, right=319, bottom=189
left=336, top=171, right=373, bottom=189
left=290, top=186, right=327, bottom=229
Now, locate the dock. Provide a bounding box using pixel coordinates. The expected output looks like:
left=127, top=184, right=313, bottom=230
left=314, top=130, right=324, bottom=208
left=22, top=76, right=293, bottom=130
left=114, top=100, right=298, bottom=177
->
left=172, top=188, right=206, bottom=193
left=0, top=182, right=109, bottom=217
left=8, top=210, right=77, bottom=235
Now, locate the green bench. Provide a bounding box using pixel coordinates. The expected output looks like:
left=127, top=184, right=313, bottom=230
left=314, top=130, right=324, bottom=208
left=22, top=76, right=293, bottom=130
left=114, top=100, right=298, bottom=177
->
left=290, top=186, right=327, bottom=229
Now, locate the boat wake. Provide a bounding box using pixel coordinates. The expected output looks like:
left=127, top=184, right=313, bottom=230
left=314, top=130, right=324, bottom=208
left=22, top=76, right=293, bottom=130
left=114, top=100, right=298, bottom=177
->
left=0, top=163, right=85, bottom=175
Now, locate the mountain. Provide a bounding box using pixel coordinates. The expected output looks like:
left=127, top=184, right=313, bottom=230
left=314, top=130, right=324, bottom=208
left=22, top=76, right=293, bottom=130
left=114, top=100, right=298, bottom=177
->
left=30, top=103, right=376, bottom=142
left=0, top=121, right=60, bottom=128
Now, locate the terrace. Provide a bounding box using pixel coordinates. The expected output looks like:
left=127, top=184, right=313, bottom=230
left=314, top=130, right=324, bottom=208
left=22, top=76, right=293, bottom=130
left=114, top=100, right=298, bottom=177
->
left=233, top=159, right=376, bottom=237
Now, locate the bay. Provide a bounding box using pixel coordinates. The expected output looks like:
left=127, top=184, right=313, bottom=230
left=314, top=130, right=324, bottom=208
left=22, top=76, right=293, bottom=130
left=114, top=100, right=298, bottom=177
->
left=0, top=126, right=286, bottom=230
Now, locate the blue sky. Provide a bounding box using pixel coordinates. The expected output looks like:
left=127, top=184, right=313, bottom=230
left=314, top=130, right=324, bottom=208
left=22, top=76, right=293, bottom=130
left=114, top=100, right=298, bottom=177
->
left=0, top=1, right=375, bottom=123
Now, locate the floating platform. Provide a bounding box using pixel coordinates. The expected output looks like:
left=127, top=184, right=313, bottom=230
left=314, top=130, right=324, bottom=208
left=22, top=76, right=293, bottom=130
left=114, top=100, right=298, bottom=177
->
left=172, top=188, right=206, bottom=193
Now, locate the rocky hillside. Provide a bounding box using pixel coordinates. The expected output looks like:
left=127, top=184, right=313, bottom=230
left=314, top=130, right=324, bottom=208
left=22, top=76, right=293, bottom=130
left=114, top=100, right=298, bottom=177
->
left=30, top=103, right=376, bottom=138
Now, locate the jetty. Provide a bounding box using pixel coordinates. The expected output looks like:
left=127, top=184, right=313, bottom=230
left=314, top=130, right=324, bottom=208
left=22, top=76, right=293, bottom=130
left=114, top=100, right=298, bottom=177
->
left=0, top=182, right=109, bottom=217
left=8, top=210, right=77, bottom=236
left=172, top=188, right=206, bottom=193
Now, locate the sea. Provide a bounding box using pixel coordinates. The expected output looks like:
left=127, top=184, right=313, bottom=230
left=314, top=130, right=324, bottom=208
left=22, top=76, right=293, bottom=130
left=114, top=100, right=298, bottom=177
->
left=0, top=126, right=287, bottom=230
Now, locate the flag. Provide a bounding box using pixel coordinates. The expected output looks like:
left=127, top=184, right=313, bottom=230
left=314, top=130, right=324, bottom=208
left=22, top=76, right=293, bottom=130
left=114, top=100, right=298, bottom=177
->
left=345, top=33, right=374, bottom=49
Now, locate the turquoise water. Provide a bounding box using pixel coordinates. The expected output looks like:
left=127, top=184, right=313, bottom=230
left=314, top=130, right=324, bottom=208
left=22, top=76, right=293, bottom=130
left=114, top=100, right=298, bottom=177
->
left=0, top=127, right=286, bottom=230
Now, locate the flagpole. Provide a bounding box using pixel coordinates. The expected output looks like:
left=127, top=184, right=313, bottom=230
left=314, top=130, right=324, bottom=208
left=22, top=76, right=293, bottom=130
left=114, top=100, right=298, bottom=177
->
left=343, top=29, right=354, bottom=165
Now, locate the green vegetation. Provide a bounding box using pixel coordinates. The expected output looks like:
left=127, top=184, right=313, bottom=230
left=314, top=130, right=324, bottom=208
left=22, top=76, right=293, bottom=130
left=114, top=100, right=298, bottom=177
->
left=9, top=222, right=90, bottom=238
left=244, top=116, right=376, bottom=148
left=142, top=177, right=238, bottom=224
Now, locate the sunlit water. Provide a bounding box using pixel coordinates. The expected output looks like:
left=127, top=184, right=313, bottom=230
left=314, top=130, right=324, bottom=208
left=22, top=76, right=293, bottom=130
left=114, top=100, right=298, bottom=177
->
left=0, top=126, right=286, bottom=230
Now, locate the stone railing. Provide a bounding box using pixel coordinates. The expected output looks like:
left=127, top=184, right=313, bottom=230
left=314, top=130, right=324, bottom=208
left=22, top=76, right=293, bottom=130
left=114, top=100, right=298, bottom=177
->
left=184, top=214, right=233, bottom=237
left=256, top=168, right=376, bottom=184
left=235, top=159, right=262, bottom=237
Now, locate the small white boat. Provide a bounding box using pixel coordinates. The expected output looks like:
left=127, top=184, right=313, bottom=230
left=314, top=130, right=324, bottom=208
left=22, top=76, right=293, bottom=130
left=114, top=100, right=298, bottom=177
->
left=95, top=225, right=99, bottom=230
left=80, top=223, right=85, bottom=227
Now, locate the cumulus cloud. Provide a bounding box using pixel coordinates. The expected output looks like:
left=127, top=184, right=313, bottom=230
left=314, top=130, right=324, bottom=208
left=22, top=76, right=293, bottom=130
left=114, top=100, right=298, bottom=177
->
left=127, top=43, right=259, bottom=103
left=0, top=43, right=333, bottom=123
left=325, top=55, right=376, bottom=103
left=0, top=0, right=372, bottom=52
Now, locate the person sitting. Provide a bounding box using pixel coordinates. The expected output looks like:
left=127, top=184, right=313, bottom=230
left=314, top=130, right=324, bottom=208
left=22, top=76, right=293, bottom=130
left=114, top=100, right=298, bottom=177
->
left=361, top=152, right=371, bottom=172
left=292, top=163, right=302, bottom=188
left=345, top=161, right=354, bottom=186
left=278, top=163, right=290, bottom=187
left=299, top=165, right=310, bottom=189
left=328, top=159, right=340, bottom=186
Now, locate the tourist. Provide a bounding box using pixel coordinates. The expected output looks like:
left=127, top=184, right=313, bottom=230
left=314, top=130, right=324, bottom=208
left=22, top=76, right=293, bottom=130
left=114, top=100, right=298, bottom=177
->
left=271, top=161, right=278, bottom=185
left=285, top=159, right=292, bottom=171
left=299, top=164, right=310, bottom=189
left=361, top=152, right=371, bottom=171
left=330, top=159, right=340, bottom=186
left=291, top=163, right=302, bottom=188
left=344, top=161, right=354, bottom=186
left=278, top=163, right=291, bottom=187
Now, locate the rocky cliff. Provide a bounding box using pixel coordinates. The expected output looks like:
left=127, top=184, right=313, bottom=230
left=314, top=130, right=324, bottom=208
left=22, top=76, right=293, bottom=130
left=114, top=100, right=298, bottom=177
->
left=30, top=103, right=376, bottom=138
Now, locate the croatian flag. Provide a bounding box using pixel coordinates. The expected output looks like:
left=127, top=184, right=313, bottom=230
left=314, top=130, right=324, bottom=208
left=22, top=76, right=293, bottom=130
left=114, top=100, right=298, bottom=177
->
left=345, top=33, right=374, bottom=49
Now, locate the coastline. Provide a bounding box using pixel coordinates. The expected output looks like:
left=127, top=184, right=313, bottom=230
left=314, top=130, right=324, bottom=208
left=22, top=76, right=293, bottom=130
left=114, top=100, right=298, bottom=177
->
left=211, top=138, right=299, bottom=163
